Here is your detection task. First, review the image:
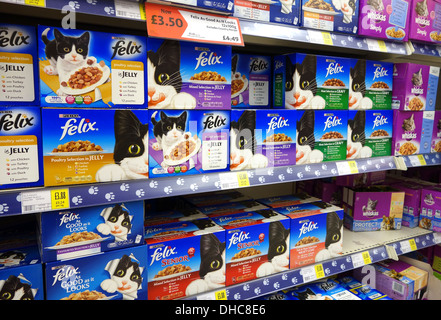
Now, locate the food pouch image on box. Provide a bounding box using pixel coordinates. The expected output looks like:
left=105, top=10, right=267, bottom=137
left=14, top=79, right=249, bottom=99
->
left=296, top=110, right=347, bottom=164
left=38, top=25, right=147, bottom=108
left=392, top=63, right=430, bottom=110
left=0, top=107, right=43, bottom=189
left=230, top=109, right=296, bottom=170
left=0, top=24, right=39, bottom=105
left=409, top=0, right=441, bottom=44
left=149, top=110, right=229, bottom=177
left=231, top=54, right=271, bottom=108
left=233, top=0, right=300, bottom=26
left=42, top=109, right=149, bottom=186
left=147, top=38, right=231, bottom=110
left=349, top=59, right=393, bottom=110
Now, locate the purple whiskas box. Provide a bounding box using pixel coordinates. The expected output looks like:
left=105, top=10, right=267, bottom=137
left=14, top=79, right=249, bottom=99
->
left=342, top=185, right=405, bottom=231
left=358, top=0, right=411, bottom=41
left=420, top=185, right=441, bottom=231
left=45, top=245, right=148, bottom=300
left=409, top=0, right=441, bottom=44
left=147, top=38, right=231, bottom=110
left=392, top=63, right=430, bottom=111
left=431, top=110, right=441, bottom=152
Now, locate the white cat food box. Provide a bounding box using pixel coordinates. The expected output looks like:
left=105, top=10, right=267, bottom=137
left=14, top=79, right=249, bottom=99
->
left=210, top=209, right=290, bottom=286
left=0, top=24, right=39, bottom=106
left=38, top=25, right=147, bottom=108
left=45, top=244, right=148, bottom=300
left=148, top=110, right=230, bottom=177
left=0, top=106, right=44, bottom=190
left=230, top=109, right=297, bottom=170
left=233, top=0, right=300, bottom=26
left=42, top=108, right=149, bottom=186
left=145, top=218, right=225, bottom=300
left=272, top=201, right=344, bottom=268
left=147, top=38, right=231, bottom=110
left=39, top=201, right=145, bottom=263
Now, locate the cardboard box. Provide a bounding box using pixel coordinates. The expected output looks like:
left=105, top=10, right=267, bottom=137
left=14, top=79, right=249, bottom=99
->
left=427, top=66, right=440, bottom=111
left=335, top=275, right=392, bottom=300
left=389, top=182, right=424, bottom=228
left=148, top=110, right=230, bottom=177
left=431, top=110, right=441, bottom=152
left=392, top=63, right=430, bottom=110
left=230, top=109, right=297, bottom=170
left=233, top=0, right=300, bottom=26
left=42, top=108, right=149, bottom=186
left=420, top=185, right=441, bottom=231
left=44, top=245, right=148, bottom=300
left=38, top=26, right=147, bottom=108
left=257, top=192, right=320, bottom=208
left=336, top=171, right=387, bottom=187
left=144, top=207, right=207, bottom=226
left=409, top=0, right=441, bottom=44
left=197, top=200, right=269, bottom=217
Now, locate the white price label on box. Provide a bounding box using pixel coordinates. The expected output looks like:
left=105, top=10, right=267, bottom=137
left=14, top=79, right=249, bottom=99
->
left=351, top=251, right=372, bottom=268
left=21, top=190, right=51, bottom=214
left=336, top=161, right=358, bottom=175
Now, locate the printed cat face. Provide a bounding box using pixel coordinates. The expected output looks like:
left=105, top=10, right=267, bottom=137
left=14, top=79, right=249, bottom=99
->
left=102, top=204, right=132, bottom=238
left=349, top=60, right=366, bottom=109
left=285, top=55, right=318, bottom=109
left=0, top=275, right=35, bottom=300
left=367, top=0, right=384, bottom=11
left=155, top=111, right=187, bottom=146
left=0, top=251, right=25, bottom=267
left=347, top=111, right=366, bottom=158
left=110, top=255, right=143, bottom=294
left=402, top=114, right=416, bottom=132
left=296, top=110, right=315, bottom=164
left=199, top=234, right=226, bottom=284
left=324, top=212, right=343, bottom=255
left=53, top=29, right=89, bottom=65
left=412, top=69, right=423, bottom=86
left=267, top=221, right=290, bottom=265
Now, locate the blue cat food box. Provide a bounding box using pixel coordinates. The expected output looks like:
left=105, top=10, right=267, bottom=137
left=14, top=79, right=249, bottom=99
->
left=233, top=0, right=300, bottom=26
left=273, top=53, right=350, bottom=110
left=147, top=38, right=231, bottom=110
left=148, top=110, right=230, bottom=177
left=144, top=207, right=207, bottom=226
left=296, top=110, right=348, bottom=164
left=230, top=109, right=297, bottom=170
left=145, top=218, right=225, bottom=300
left=0, top=106, right=43, bottom=190
left=257, top=193, right=320, bottom=208
left=39, top=201, right=145, bottom=263
left=349, top=59, right=393, bottom=110
left=38, top=25, right=147, bottom=108
left=42, top=108, right=149, bottom=186
left=45, top=245, right=148, bottom=300
left=197, top=200, right=269, bottom=217
left=164, top=0, right=234, bottom=13
left=347, top=110, right=393, bottom=159
left=210, top=209, right=290, bottom=286
left=231, top=54, right=271, bottom=108
left=183, top=190, right=252, bottom=207
left=0, top=24, right=39, bottom=106
left=272, top=201, right=344, bottom=268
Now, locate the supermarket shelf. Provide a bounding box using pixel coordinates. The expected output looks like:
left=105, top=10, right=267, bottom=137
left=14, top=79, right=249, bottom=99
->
left=182, top=227, right=438, bottom=300
left=401, top=153, right=441, bottom=168
left=0, top=156, right=396, bottom=217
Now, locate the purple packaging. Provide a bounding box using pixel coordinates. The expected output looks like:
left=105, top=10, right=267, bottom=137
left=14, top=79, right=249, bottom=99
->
left=392, top=63, right=430, bottom=111
left=392, top=110, right=428, bottom=156
left=390, top=182, right=424, bottom=227
left=313, top=180, right=343, bottom=206
left=420, top=185, right=441, bottom=231
left=336, top=171, right=386, bottom=187
left=431, top=110, right=441, bottom=152
left=358, top=0, right=411, bottom=41
left=343, top=185, right=405, bottom=231
left=409, top=0, right=441, bottom=44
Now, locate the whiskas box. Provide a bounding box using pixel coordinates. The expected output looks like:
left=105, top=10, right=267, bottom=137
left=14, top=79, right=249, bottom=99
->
left=233, top=0, right=300, bottom=26
left=147, top=38, right=231, bottom=110
left=349, top=59, right=393, bottom=110
left=210, top=209, right=290, bottom=286
left=392, top=63, right=430, bottom=110
left=39, top=202, right=145, bottom=263
left=347, top=110, right=393, bottom=159
left=149, top=110, right=229, bottom=177
left=0, top=24, right=39, bottom=105
left=389, top=182, right=424, bottom=227
left=273, top=201, right=344, bottom=268
left=427, top=66, right=440, bottom=111
left=257, top=192, right=320, bottom=208
left=230, top=109, right=296, bottom=170
left=392, top=110, right=434, bottom=156
left=420, top=185, right=441, bottom=231
left=296, top=110, right=348, bottom=164
left=0, top=107, right=43, bottom=189
left=301, top=0, right=360, bottom=34
left=431, top=110, right=441, bottom=152
left=45, top=245, right=148, bottom=300
left=409, top=0, right=441, bottom=43
left=342, top=185, right=404, bottom=231
left=145, top=218, right=225, bottom=300
left=358, top=0, right=411, bottom=41
left=313, top=179, right=343, bottom=206
left=38, top=26, right=147, bottom=108
left=42, top=108, right=149, bottom=186
left=197, top=200, right=269, bottom=217
left=273, top=53, right=350, bottom=110
left=231, top=54, right=271, bottom=108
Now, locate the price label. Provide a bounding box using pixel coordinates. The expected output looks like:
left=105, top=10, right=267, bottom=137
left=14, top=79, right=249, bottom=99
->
left=366, top=39, right=388, bottom=52
left=336, top=161, right=358, bottom=175
left=408, top=155, right=426, bottom=167
left=314, top=264, right=325, bottom=279
left=301, top=264, right=324, bottom=282
left=237, top=171, right=250, bottom=188
left=215, top=290, right=227, bottom=300
left=351, top=251, right=371, bottom=268
left=219, top=171, right=249, bottom=189
left=51, top=189, right=70, bottom=210
left=24, top=0, right=45, bottom=7
left=146, top=3, right=244, bottom=46
left=21, top=190, right=51, bottom=214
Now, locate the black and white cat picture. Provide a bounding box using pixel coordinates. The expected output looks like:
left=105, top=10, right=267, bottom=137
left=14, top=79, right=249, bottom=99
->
left=349, top=59, right=373, bottom=110
left=95, top=110, right=149, bottom=182
left=347, top=111, right=373, bottom=159
left=0, top=275, right=37, bottom=300
left=97, top=204, right=133, bottom=242
left=315, top=211, right=344, bottom=262
left=295, top=110, right=324, bottom=164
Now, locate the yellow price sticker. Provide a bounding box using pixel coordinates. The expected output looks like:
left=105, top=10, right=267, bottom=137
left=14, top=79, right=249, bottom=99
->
left=417, top=155, right=427, bottom=166
left=25, top=0, right=45, bottom=7
left=51, top=189, right=70, bottom=210
left=139, top=2, right=146, bottom=20
left=362, top=251, right=372, bottom=265
left=314, top=264, right=325, bottom=279
left=215, top=290, right=227, bottom=300
left=321, top=32, right=333, bottom=45
left=409, top=239, right=417, bottom=251
left=348, top=161, right=358, bottom=174
left=236, top=171, right=250, bottom=188
left=377, top=40, right=387, bottom=52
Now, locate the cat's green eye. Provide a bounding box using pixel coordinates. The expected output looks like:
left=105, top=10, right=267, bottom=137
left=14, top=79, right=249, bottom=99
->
left=109, top=216, right=117, bottom=223
left=131, top=274, right=140, bottom=281
left=285, top=81, right=293, bottom=91
left=238, top=138, right=247, bottom=148
left=63, top=47, right=70, bottom=52
left=299, top=136, right=307, bottom=145
left=332, top=234, right=340, bottom=241
left=158, top=73, right=170, bottom=84
left=301, top=81, right=309, bottom=89
left=77, top=48, right=83, bottom=53
left=210, top=260, right=220, bottom=269
left=276, top=244, right=285, bottom=253
left=353, top=83, right=360, bottom=91
left=353, top=134, right=359, bottom=141
left=122, top=221, right=129, bottom=227
left=116, top=269, right=125, bottom=277
left=177, top=126, right=182, bottom=130
left=2, top=292, right=12, bottom=300
left=128, top=144, right=141, bottom=155
left=167, top=126, right=172, bottom=130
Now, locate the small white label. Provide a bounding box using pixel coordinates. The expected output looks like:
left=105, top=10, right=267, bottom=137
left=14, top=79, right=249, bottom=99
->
left=21, top=190, right=51, bottom=213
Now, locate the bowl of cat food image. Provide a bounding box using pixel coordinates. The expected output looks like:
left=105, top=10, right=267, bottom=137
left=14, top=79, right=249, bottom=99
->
left=58, top=59, right=110, bottom=96
left=302, top=0, right=341, bottom=16
left=231, top=73, right=248, bottom=99
left=188, top=71, right=227, bottom=85
left=430, top=31, right=441, bottom=42
left=407, top=96, right=424, bottom=111
left=48, top=140, right=104, bottom=156
left=230, top=247, right=264, bottom=263
left=369, top=129, right=390, bottom=139
left=398, top=141, right=418, bottom=155
left=61, top=291, right=117, bottom=300
left=162, top=133, right=202, bottom=166
left=386, top=27, right=406, bottom=41
left=320, top=131, right=345, bottom=142
left=153, top=264, right=193, bottom=281
left=262, top=133, right=294, bottom=145
left=369, top=81, right=391, bottom=92
left=321, top=78, right=346, bottom=89
left=45, top=231, right=110, bottom=251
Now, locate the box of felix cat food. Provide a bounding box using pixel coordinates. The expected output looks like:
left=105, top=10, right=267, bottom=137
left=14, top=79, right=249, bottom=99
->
left=233, top=0, right=300, bottom=26
left=45, top=245, right=148, bottom=300
left=42, top=108, right=149, bottom=186
left=38, top=25, right=147, bottom=108
left=0, top=24, right=39, bottom=105
left=147, top=38, right=231, bottom=110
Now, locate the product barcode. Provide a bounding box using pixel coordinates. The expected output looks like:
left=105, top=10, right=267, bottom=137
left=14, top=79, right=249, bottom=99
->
left=22, top=205, right=36, bottom=212
left=116, top=10, right=140, bottom=19
left=392, top=281, right=405, bottom=295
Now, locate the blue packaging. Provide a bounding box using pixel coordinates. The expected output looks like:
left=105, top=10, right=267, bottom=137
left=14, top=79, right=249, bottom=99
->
left=427, top=66, right=440, bottom=111
left=38, top=25, right=147, bottom=108
left=39, top=201, right=145, bottom=263
left=164, top=0, right=234, bottom=12
left=231, top=54, right=271, bottom=108
left=0, top=106, right=43, bottom=189
left=0, top=24, right=39, bottom=106
left=335, top=275, right=392, bottom=300
left=233, top=0, right=300, bottom=26
left=149, top=110, right=230, bottom=177
left=421, top=111, right=435, bottom=154
left=45, top=245, right=148, bottom=300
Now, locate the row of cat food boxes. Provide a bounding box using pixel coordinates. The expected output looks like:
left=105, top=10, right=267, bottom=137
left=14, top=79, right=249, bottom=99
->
left=2, top=23, right=440, bottom=111
left=3, top=106, right=441, bottom=190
